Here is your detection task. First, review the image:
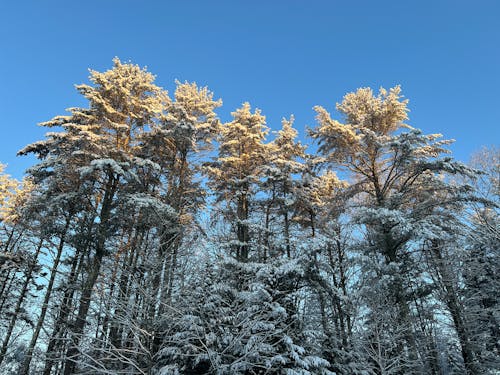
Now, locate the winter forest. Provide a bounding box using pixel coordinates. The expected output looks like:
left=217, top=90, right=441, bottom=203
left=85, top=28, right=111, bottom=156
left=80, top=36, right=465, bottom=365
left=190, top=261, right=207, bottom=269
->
left=0, top=58, right=498, bottom=375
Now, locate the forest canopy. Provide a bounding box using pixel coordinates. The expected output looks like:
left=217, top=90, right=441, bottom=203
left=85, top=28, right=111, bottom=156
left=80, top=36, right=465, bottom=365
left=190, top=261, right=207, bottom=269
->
left=0, top=59, right=498, bottom=375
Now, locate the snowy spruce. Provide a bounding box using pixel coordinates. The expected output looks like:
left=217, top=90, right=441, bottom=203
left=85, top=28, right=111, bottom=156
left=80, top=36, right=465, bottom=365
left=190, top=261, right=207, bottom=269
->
left=0, top=59, right=498, bottom=374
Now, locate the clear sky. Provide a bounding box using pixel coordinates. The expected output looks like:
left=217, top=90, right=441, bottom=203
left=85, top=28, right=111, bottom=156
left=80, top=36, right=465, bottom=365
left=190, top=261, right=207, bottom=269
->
left=1, top=1, right=499, bottom=179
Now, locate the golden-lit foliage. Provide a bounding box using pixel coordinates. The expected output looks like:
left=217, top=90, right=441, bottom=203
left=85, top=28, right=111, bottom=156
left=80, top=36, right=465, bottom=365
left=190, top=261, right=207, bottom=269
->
left=0, top=166, right=35, bottom=225
left=206, top=102, right=269, bottom=192
left=312, top=86, right=410, bottom=165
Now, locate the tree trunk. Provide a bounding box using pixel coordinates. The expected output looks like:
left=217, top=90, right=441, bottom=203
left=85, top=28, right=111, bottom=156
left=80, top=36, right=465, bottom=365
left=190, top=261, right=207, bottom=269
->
left=42, top=240, right=87, bottom=375
left=108, top=226, right=144, bottom=359
left=63, top=252, right=104, bottom=375
left=1, top=226, right=16, bottom=252
left=63, top=174, right=117, bottom=375
left=430, top=243, right=478, bottom=375
left=0, top=270, right=15, bottom=315
left=283, top=209, right=291, bottom=258
left=0, top=237, right=44, bottom=366
left=20, top=215, right=72, bottom=375
left=237, top=192, right=250, bottom=261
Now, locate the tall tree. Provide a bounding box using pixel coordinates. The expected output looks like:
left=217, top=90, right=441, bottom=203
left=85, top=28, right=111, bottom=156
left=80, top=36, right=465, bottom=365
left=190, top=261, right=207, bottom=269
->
left=263, top=116, right=306, bottom=259
left=206, top=102, right=269, bottom=261
left=19, top=58, right=170, bottom=374
left=311, top=86, right=479, bottom=374
left=462, top=146, right=500, bottom=372
left=4, top=66, right=498, bottom=375
left=0, top=164, right=18, bottom=226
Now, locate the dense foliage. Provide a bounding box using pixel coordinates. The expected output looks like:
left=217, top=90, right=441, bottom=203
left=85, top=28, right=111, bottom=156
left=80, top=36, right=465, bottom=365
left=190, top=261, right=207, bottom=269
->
left=0, top=59, right=498, bottom=374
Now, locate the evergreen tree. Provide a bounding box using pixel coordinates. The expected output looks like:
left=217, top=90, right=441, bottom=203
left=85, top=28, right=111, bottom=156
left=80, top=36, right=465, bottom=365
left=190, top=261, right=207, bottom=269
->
left=206, top=103, right=269, bottom=262
left=462, top=146, right=500, bottom=373
left=155, top=256, right=333, bottom=375
left=18, top=58, right=170, bottom=374
left=311, top=86, right=480, bottom=374
left=262, top=116, right=306, bottom=259
left=2, top=63, right=497, bottom=375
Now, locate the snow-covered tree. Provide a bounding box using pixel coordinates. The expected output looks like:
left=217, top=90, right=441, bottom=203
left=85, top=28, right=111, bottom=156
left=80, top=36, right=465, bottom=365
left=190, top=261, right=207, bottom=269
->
left=0, top=164, right=26, bottom=273
left=0, top=171, right=42, bottom=370
left=206, top=103, right=269, bottom=262
left=461, top=146, right=500, bottom=373
left=0, top=164, right=18, bottom=225
left=4, top=62, right=497, bottom=375
left=260, top=116, right=307, bottom=259
left=18, top=58, right=171, bottom=374
left=311, top=86, right=481, bottom=374
left=155, top=256, right=333, bottom=374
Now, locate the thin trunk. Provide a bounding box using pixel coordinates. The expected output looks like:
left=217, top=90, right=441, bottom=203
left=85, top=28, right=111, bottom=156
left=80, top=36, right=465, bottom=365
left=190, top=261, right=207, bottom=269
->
left=430, top=243, right=478, bottom=375
left=326, top=244, right=348, bottom=348
left=42, top=241, right=87, bottom=375
left=20, top=215, right=72, bottom=375
left=108, top=226, right=138, bottom=349
left=336, top=237, right=352, bottom=337
left=0, top=270, right=15, bottom=314
left=63, top=252, right=103, bottom=375
left=0, top=238, right=44, bottom=365
left=1, top=226, right=16, bottom=252
left=3, top=227, right=25, bottom=253
left=101, top=250, right=121, bottom=351
left=282, top=184, right=291, bottom=259
left=42, top=213, right=94, bottom=375
left=283, top=210, right=291, bottom=258
left=264, top=201, right=271, bottom=261
left=0, top=228, right=23, bottom=306
left=165, top=235, right=179, bottom=304
left=148, top=230, right=178, bottom=361
left=63, top=174, right=117, bottom=375
left=309, top=209, right=315, bottom=238
left=119, top=231, right=146, bottom=360
left=127, top=229, right=150, bottom=357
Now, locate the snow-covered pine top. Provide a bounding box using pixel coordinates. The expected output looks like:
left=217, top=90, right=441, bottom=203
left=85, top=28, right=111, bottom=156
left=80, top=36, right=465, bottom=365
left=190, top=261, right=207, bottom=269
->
left=206, top=102, right=270, bottom=196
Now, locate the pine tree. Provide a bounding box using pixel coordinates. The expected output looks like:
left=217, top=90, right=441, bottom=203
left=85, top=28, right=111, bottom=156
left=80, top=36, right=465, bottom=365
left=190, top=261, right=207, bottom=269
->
left=0, top=164, right=18, bottom=226
left=155, top=256, right=333, bottom=375
left=311, top=86, right=480, bottom=374
left=262, top=116, right=306, bottom=259
left=462, top=146, right=500, bottom=372
left=0, top=165, right=26, bottom=275
left=206, top=103, right=269, bottom=262
left=4, top=62, right=498, bottom=375
left=18, top=58, right=170, bottom=374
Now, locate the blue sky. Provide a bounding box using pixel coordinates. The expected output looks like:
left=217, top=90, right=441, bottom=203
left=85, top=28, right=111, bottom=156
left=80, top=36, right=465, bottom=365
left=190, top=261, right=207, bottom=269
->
left=1, top=1, right=499, bottom=179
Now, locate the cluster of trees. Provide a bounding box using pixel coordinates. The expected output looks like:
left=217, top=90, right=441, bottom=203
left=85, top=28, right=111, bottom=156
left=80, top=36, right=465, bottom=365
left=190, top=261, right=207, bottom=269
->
left=0, top=59, right=498, bottom=374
